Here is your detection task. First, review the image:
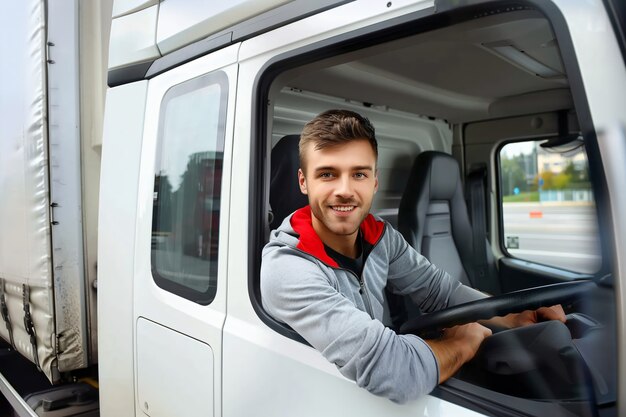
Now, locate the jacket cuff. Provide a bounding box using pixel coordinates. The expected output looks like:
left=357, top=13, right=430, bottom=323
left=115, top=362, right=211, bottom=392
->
left=406, top=334, right=440, bottom=394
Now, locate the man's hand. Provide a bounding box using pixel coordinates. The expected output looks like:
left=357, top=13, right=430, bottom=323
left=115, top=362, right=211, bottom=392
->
left=424, top=322, right=492, bottom=383
left=484, top=304, right=566, bottom=330
left=423, top=305, right=565, bottom=384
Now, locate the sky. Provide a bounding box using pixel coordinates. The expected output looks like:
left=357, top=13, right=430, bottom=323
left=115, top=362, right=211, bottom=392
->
left=501, top=141, right=537, bottom=158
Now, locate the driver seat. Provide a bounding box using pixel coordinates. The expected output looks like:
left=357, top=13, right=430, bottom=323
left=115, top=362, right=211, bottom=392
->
left=269, top=135, right=309, bottom=230
left=397, top=151, right=499, bottom=292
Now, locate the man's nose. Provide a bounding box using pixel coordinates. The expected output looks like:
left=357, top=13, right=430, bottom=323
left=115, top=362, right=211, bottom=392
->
left=335, top=174, right=354, bottom=198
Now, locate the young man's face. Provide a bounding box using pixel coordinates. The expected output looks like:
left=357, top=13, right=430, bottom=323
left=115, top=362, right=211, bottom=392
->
left=298, top=139, right=378, bottom=246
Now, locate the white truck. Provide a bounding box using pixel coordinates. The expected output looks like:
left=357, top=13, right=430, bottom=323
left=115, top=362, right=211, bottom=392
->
left=0, top=0, right=625, bottom=416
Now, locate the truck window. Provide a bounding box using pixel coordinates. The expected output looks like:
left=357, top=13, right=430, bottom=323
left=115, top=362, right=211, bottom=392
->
left=498, top=139, right=601, bottom=273
left=151, top=71, right=228, bottom=304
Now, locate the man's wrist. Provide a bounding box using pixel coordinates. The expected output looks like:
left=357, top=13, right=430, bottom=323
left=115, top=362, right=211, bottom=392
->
left=479, top=315, right=513, bottom=331
left=424, top=338, right=466, bottom=383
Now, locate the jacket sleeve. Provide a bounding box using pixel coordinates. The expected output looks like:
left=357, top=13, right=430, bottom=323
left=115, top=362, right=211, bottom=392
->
left=261, top=245, right=439, bottom=404
left=384, top=227, right=486, bottom=311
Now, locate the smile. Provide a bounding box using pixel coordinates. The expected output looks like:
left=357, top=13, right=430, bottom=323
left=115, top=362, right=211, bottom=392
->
left=331, top=206, right=356, bottom=212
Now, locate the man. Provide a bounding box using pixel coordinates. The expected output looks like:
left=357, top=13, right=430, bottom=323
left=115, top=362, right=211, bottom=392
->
left=261, top=109, right=564, bottom=403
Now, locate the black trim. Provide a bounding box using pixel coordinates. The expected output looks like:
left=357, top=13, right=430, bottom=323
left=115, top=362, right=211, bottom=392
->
left=107, top=61, right=153, bottom=88
left=145, top=33, right=233, bottom=80
left=435, top=378, right=599, bottom=417
left=434, top=0, right=494, bottom=13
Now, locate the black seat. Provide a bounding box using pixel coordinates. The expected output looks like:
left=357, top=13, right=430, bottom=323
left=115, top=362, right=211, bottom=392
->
left=269, top=135, right=309, bottom=230
left=397, top=151, right=498, bottom=291
left=260, top=134, right=310, bottom=343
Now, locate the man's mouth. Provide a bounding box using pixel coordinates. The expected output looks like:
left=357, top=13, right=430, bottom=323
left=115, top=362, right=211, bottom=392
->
left=331, top=205, right=356, bottom=212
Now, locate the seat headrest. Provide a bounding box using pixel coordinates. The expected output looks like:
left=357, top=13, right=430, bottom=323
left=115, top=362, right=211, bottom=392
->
left=424, top=152, right=460, bottom=201
left=398, top=151, right=465, bottom=251
left=269, top=135, right=309, bottom=230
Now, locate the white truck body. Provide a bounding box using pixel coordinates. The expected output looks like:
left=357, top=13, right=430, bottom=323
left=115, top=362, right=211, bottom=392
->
left=0, top=0, right=625, bottom=416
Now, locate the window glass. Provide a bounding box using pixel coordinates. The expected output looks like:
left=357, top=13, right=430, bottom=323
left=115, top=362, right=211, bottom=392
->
left=152, top=71, right=228, bottom=304
left=499, top=139, right=601, bottom=273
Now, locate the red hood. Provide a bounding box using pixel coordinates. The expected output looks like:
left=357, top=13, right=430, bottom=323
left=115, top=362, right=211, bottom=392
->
left=289, top=205, right=385, bottom=267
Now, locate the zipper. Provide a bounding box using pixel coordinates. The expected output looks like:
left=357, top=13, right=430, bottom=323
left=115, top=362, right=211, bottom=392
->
left=353, top=270, right=373, bottom=318
left=340, top=268, right=374, bottom=318
left=289, top=222, right=386, bottom=319
left=354, top=224, right=385, bottom=319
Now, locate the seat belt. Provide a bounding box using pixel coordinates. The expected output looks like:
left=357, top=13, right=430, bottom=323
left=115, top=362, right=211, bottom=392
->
left=466, top=165, right=497, bottom=294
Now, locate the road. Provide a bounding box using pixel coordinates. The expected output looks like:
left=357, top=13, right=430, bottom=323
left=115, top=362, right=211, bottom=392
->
left=502, top=202, right=601, bottom=274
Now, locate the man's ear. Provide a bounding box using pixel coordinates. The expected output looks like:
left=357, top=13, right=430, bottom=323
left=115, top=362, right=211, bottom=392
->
left=298, top=168, right=308, bottom=195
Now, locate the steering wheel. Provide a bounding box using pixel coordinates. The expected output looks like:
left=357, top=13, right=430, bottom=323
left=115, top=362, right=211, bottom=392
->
left=399, top=280, right=595, bottom=336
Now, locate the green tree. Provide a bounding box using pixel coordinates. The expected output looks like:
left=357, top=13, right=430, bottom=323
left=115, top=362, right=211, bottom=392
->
left=534, top=170, right=571, bottom=190
left=552, top=171, right=572, bottom=189
left=564, top=160, right=591, bottom=189
left=501, top=156, right=526, bottom=196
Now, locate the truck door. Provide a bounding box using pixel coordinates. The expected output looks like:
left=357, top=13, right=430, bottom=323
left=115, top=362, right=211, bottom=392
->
left=132, top=44, right=238, bottom=417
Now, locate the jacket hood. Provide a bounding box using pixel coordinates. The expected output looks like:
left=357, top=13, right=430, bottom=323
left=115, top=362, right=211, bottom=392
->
left=270, top=206, right=385, bottom=268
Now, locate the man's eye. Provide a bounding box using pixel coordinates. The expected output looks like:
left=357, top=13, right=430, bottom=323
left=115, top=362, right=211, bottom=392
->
left=354, top=172, right=367, bottom=179
left=319, top=172, right=334, bottom=179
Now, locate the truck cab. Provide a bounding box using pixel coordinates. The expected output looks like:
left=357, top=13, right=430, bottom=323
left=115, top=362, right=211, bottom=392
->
left=1, top=0, right=625, bottom=416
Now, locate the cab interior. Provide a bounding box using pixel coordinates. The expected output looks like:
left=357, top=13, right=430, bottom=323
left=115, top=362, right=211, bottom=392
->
left=259, top=6, right=616, bottom=417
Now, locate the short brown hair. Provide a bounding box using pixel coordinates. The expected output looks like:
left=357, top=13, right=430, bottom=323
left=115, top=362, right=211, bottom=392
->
left=299, top=109, right=377, bottom=173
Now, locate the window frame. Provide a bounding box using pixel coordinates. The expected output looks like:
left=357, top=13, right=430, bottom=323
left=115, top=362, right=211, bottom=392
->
left=151, top=70, right=229, bottom=305
left=248, top=1, right=616, bottom=415
left=494, top=136, right=603, bottom=274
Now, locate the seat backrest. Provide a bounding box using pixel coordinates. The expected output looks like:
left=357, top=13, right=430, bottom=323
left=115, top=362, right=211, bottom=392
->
left=398, top=151, right=481, bottom=286
left=269, top=135, right=309, bottom=230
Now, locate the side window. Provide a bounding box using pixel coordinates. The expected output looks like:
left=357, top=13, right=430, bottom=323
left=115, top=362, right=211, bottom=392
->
left=498, top=139, right=601, bottom=273
left=151, top=71, right=228, bottom=304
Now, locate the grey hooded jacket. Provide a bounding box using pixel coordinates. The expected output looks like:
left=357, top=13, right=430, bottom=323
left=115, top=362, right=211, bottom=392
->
left=261, top=206, right=485, bottom=403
